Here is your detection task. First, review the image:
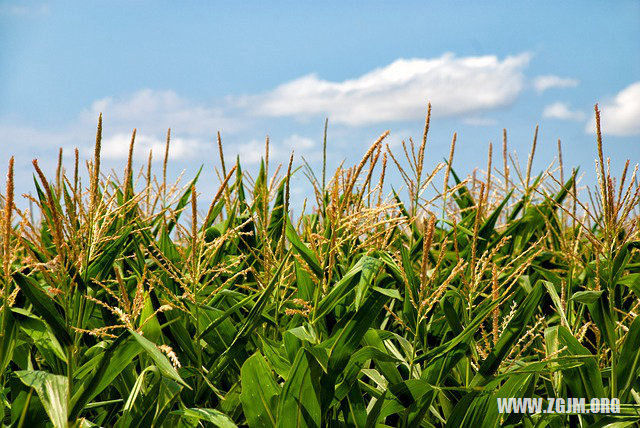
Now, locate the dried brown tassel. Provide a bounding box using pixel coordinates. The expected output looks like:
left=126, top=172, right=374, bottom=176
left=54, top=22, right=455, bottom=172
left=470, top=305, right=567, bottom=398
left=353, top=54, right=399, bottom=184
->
left=486, top=142, right=493, bottom=202
left=557, top=139, right=564, bottom=185
left=191, top=184, right=198, bottom=242
left=163, top=128, right=171, bottom=197
left=417, top=103, right=431, bottom=185
left=123, top=128, right=136, bottom=199
left=146, top=149, right=153, bottom=213
left=525, top=125, right=538, bottom=189
left=33, top=159, right=64, bottom=253
left=2, top=157, right=15, bottom=289
left=91, top=113, right=103, bottom=213
left=443, top=133, right=457, bottom=197
left=503, top=129, right=509, bottom=194
left=492, top=264, right=499, bottom=345
left=55, top=147, right=63, bottom=193
left=420, top=215, right=436, bottom=287
left=217, top=131, right=227, bottom=178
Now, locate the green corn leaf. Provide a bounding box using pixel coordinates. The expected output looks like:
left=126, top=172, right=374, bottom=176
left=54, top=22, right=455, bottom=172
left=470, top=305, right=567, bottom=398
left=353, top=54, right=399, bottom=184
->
left=12, top=272, right=72, bottom=347
left=364, top=390, right=387, bottom=428
left=314, top=255, right=377, bottom=321
left=72, top=335, right=142, bottom=404
left=286, top=217, right=322, bottom=279
left=362, top=330, right=403, bottom=386
left=472, top=281, right=544, bottom=386
left=172, top=408, right=238, bottom=428
left=85, top=226, right=132, bottom=282
left=544, top=281, right=569, bottom=327
left=326, top=289, right=389, bottom=375
left=572, top=290, right=604, bottom=304
left=203, top=255, right=289, bottom=392
left=354, top=256, right=382, bottom=310
left=0, top=307, right=17, bottom=373
left=440, top=291, right=464, bottom=335
left=165, top=166, right=202, bottom=234
left=419, top=298, right=500, bottom=367
left=546, top=325, right=605, bottom=400
left=12, top=308, right=66, bottom=365
left=129, top=330, right=189, bottom=388
left=118, top=366, right=162, bottom=426
left=266, top=178, right=286, bottom=244
left=69, top=333, right=132, bottom=420
left=276, top=348, right=323, bottom=428
left=587, top=291, right=617, bottom=350
left=481, top=373, right=535, bottom=427
left=240, top=353, right=280, bottom=428
left=346, top=381, right=367, bottom=428
left=475, top=189, right=513, bottom=255
left=612, top=241, right=640, bottom=285
left=617, top=316, right=640, bottom=401
left=16, top=370, right=68, bottom=428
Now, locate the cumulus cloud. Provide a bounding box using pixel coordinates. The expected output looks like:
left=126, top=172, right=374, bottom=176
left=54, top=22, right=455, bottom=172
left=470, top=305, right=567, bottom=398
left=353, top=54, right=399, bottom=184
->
left=586, top=82, right=640, bottom=136
left=1, top=52, right=542, bottom=163
left=533, top=75, right=579, bottom=93
left=80, top=90, right=239, bottom=137
left=244, top=53, right=532, bottom=125
left=97, top=133, right=207, bottom=161
left=218, top=135, right=316, bottom=166
left=283, top=134, right=315, bottom=150
left=54, top=89, right=241, bottom=161
left=543, top=102, right=585, bottom=121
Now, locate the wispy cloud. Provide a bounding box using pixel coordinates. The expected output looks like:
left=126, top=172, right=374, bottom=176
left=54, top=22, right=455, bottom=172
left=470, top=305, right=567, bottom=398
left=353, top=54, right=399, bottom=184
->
left=244, top=53, right=532, bottom=125
left=533, top=75, right=579, bottom=93
left=76, top=91, right=319, bottom=163
left=81, top=90, right=240, bottom=137
left=283, top=134, right=315, bottom=150
left=0, top=89, right=319, bottom=165
left=463, top=117, right=498, bottom=126
left=586, top=81, right=640, bottom=136
left=96, top=133, right=207, bottom=161
left=69, top=90, right=242, bottom=162
left=543, top=102, right=585, bottom=121
left=0, top=2, right=49, bottom=16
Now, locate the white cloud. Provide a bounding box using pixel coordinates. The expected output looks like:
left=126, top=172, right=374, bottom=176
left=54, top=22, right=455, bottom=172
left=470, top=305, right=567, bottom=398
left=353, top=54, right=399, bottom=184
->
left=97, top=133, right=208, bottom=161
left=463, top=117, right=498, bottom=126
left=220, top=135, right=316, bottom=166
left=244, top=53, right=532, bottom=125
left=0, top=122, right=70, bottom=151
left=0, top=52, right=542, bottom=164
left=0, top=3, right=49, bottom=16
left=58, top=89, right=241, bottom=160
left=533, top=75, right=579, bottom=93
left=283, top=134, right=315, bottom=150
left=80, top=90, right=239, bottom=137
left=587, top=82, right=640, bottom=136
left=223, top=139, right=275, bottom=165
left=0, top=90, right=241, bottom=162
left=543, top=102, right=585, bottom=121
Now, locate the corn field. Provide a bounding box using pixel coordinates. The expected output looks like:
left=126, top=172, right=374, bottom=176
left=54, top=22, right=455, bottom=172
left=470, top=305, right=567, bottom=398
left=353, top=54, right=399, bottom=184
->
left=1, top=105, right=639, bottom=427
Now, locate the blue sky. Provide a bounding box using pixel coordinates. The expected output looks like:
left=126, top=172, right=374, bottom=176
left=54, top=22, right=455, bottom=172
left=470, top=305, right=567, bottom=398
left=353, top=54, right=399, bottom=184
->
left=1, top=0, right=639, bottom=204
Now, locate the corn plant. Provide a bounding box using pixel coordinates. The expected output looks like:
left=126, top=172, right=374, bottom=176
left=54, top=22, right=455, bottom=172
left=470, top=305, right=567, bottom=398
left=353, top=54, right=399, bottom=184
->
left=0, top=105, right=639, bottom=427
